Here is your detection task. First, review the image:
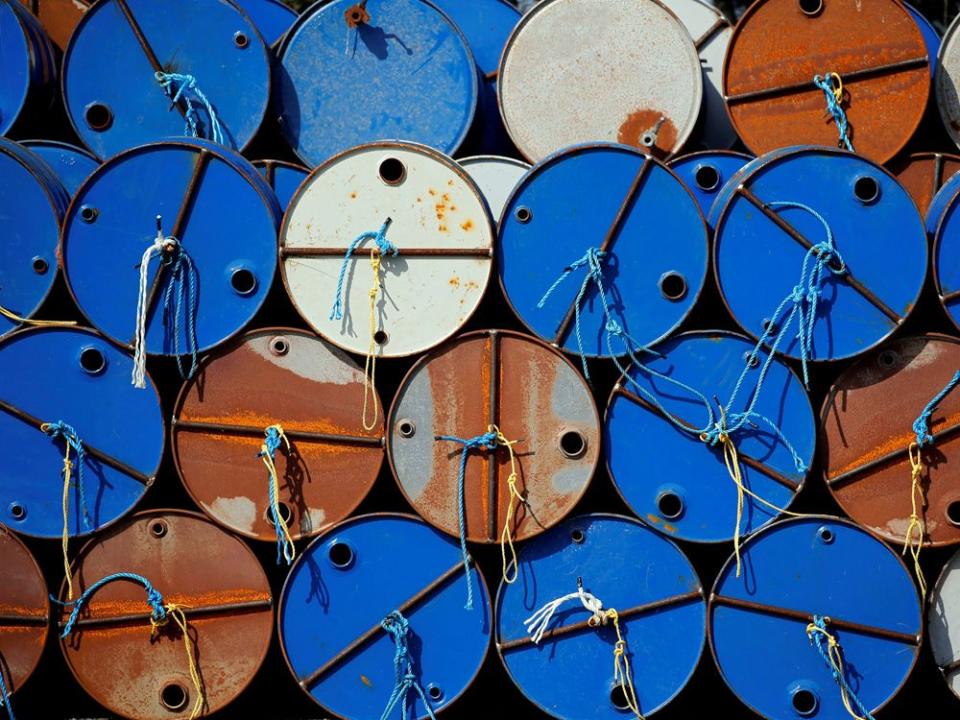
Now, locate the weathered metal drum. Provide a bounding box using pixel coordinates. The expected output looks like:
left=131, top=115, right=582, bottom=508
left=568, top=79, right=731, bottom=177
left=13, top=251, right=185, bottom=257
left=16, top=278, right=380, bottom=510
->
left=930, top=170, right=960, bottom=331
left=929, top=547, right=960, bottom=701
left=498, top=0, right=703, bottom=161
left=710, top=516, right=922, bottom=720
left=499, top=144, right=707, bottom=357
left=17, top=0, right=89, bottom=54
left=459, top=155, right=530, bottom=225
left=233, top=0, right=296, bottom=46
left=172, top=327, right=383, bottom=544
left=62, top=140, right=280, bottom=357
left=605, top=331, right=815, bottom=543
left=59, top=509, right=273, bottom=720
left=279, top=513, right=490, bottom=718
left=0, top=326, right=163, bottom=538
left=280, top=142, right=494, bottom=358
left=821, top=335, right=960, bottom=546
left=0, top=138, right=69, bottom=337
left=388, top=330, right=599, bottom=544
left=0, top=1, right=55, bottom=136
left=906, top=2, right=940, bottom=79
left=723, top=0, right=929, bottom=164
left=888, top=152, right=960, bottom=215
left=496, top=513, right=705, bottom=718
left=714, top=146, right=927, bottom=361
left=667, top=150, right=751, bottom=218
left=936, top=13, right=960, bottom=150
left=0, top=526, right=48, bottom=702
left=62, top=0, right=271, bottom=159
left=253, top=159, right=308, bottom=213
left=22, top=139, right=99, bottom=198
left=277, top=0, right=478, bottom=167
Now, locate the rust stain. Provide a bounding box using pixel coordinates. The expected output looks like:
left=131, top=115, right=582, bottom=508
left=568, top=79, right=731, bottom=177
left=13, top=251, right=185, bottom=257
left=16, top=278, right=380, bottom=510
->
left=449, top=276, right=460, bottom=287
left=428, top=188, right=436, bottom=196
left=350, top=191, right=357, bottom=199
left=461, top=219, right=473, bottom=231
left=447, top=179, right=454, bottom=186
left=360, top=675, right=373, bottom=688
left=439, top=225, right=448, bottom=232
left=617, top=109, right=677, bottom=154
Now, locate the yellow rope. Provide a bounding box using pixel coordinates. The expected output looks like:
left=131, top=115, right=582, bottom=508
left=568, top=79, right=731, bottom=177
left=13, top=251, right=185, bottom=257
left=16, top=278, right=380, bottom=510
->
left=57, top=439, right=75, bottom=600
left=153, top=604, right=205, bottom=720
left=489, top=424, right=524, bottom=584
left=902, top=441, right=927, bottom=602
left=0, top=304, right=75, bottom=327
left=590, top=609, right=645, bottom=720
left=261, top=424, right=295, bottom=565
left=362, top=248, right=383, bottom=431
left=806, top=620, right=867, bottom=720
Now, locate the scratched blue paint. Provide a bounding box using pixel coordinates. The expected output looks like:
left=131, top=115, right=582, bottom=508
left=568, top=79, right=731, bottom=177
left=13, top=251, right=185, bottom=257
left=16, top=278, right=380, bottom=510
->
left=0, top=138, right=69, bottom=338
left=604, top=331, right=814, bottom=543
left=906, top=3, right=940, bottom=78
left=668, top=150, right=752, bottom=219
left=0, top=327, right=163, bottom=538
left=710, top=517, right=920, bottom=719
left=22, top=139, right=100, bottom=197
left=929, top=171, right=960, bottom=330
left=63, top=0, right=271, bottom=159
left=279, top=514, right=490, bottom=719
left=0, top=1, right=55, bottom=136
left=233, top=0, right=297, bottom=46
left=713, top=146, right=926, bottom=361
left=498, top=143, right=708, bottom=357
left=277, top=0, right=478, bottom=167
left=61, top=139, right=281, bottom=356
left=254, top=160, right=309, bottom=213
left=496, top=514, right=705, bottom=718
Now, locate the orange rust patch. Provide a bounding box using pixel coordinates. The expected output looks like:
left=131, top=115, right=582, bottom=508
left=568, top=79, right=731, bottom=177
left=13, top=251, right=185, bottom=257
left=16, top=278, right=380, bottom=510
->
left=439, top=225, right=448, bottom=232
left=177, top=411, right=378, bottom=440
left=361, top=675, right=373, bottom=688
left=449, top=276, right=460, bottom=287
left=428, top=188, right=436, bottom=196
left=618, top=109, right=677, bottom=154
left=350, top=192, right=357, bottom=199
left=461, top=219, right=473, bottom=231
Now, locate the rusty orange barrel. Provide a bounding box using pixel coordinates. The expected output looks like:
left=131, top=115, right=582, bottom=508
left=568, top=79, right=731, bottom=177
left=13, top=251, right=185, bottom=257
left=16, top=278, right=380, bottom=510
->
left=18, top=0, right=89, bottom=53
left=888, top=152, right=960, bottom=216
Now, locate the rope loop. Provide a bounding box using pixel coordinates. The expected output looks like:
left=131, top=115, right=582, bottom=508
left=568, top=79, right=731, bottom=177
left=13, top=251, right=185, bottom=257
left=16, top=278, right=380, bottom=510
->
left=155, top=71, right=224, bottom=144
left=813, top=72, right=854, bottom=151
left=379, top=610, right=437, bottom=720
left=806, top=616, right=875, bottom=720
left=259, top=424, right=295, bottom=565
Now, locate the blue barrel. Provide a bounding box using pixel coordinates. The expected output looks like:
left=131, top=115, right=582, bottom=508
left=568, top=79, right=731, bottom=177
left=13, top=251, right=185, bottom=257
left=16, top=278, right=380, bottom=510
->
left=62, top=139, right=280, bottom=359
left=62, top=0, right=271, bottom=159
left=713, top=146, right=926, bottom=362
left=22, top=139, right=100, bottom=198
left=498, top=143, right=707, bottom=359
left=0, top=326, right=163, bottom=538
left=0, top=138, right=69, bottom=337
left=233, top=0, right=296, bottom=46
left=906, top=2, right=940, bottom=78
left=929, top=171, right=960, bottom=330
left=604, top=331, right=815, bottom=543
left=710, top=516, right=921, bottom=719
left=0, top=1, right=56, bottom=136
left=254, top=159, right=308, bottom=213
left=279, top=513, right=490, bottom=719
left=276, top=0, right=478, bottom=167
left=667, top=150, right=752, bottom=219
left=496, top=513, right=705, bottom=718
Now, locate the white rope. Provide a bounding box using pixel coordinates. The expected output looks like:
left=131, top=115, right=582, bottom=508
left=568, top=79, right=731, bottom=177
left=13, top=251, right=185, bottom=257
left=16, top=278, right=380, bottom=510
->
left=132, top=228, right=173, bottom=389
left=524, top=578, right=605, bottom=644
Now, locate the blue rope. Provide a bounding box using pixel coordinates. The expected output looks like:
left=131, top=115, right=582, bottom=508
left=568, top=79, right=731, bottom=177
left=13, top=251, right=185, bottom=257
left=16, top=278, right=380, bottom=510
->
left=160, top=239, right=200, bottom=381
left=813, top=74, right=854, bottom=151
left=434, top=431, right=498, bottom=610
left=155, top=71, right=225, bottom=144
left=54, top=572, right=166, bottom=639
left=807, top=615, right=875, bottom=720
left=329, top=219, right=397, bottom=321
left=914, top=371, right=960, bottom=446
left=258, top=426, right=294, bottom=565
left=0, top=653, right=15, bottom=720
left=379, top=611, right=437, bottom=720
left=42, top=421, right=92, bottom=531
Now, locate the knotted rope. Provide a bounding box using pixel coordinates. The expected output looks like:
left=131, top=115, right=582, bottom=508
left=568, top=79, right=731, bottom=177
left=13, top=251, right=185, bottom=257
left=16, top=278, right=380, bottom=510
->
left=0, top=652, right=15, bottom=720
left=806, top=616, right=874, bottom=720
left=814, top=72, right=854, bottom=151
left=379, top=610, right=437, bottom=720
left=496, top=427, right=527, bottom=585
left=259, top=424, right=295, bottom=565
left=155, top=71, right=224, bottom=144
left=0, top=304, right=75, bottom=328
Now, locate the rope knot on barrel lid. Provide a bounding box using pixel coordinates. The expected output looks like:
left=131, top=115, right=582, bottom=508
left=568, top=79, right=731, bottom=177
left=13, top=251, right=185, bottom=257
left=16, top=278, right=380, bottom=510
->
left=806, top=615, right=874, bottom=720
left=379, top=610, right=437, bottom=720
left=813, top=72, right=853, bottom=151
left=155, top=71, right=224, bottom=144
left=258, top=424, right=295, bottom=565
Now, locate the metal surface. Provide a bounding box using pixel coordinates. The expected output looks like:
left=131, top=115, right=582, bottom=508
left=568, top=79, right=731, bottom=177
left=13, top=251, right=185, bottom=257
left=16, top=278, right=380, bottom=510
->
left=499, top=144, right=708, bottom=357
left=458, top=154, right=530, bottom=225
left=0, top=326, right=163, bottom=538
left=232, top=0, right=296, bottom=46
left=936, top=12, right=960, bottom=150
left=709, top=516, right=922, bottom=720
left=714, top=146, right=927, bottom=361
left=62, top=0, right=271, bottom=159
left=59, top=509, right=273, bottom=720
left=22, top=139, right=100, bottom=198
left=667, top=150, right=751, bottom=219
left=906, top=2, right=941, bottom=79
left=930, top=547, right=960, bottom=700
left=279, top=513, right=490, bottom=719
left=0, top=1, right=56, bottom=136
left=18, top=0, right=90, bottom=53
left=498, top=0, right=703, bottom=162
left=388, top=329, right=598, bottom=544
left=931, top=165, right=960, bottom=331
left=281, top=141, right=494, bottom=358
left=888, top=151, right=960, bottom=216
left=62, top=140, right=280, bottom=356
left=723, top=0, right=929, bottom=164
left=496, top=513, right=705, bottom=718
left=172, top=327, right=383, bottom=543
left=0, top=525, right=48, bottom=697
left=605, top=331, right=815, bottom=543
left=276, top=0, right=478, bottom=167
left=253, top=159, right=308, bottom=213
left=821, top=335, right=960, bottom=547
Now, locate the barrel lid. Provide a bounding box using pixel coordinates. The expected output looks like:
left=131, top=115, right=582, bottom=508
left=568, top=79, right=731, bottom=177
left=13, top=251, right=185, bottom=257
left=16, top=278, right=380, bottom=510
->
left=21, top=139, right=100, bottom=198
left=253, top=159, right=308, bottom=213
left=496, top=513, right=705, bottom=718
left=667, top=150, right=751, bottom=218
left=428, top=0, right=518, bottom=77
left=279, top=513, right=491, bottom=719
left=280, top=141, right=494, bottom=358
left=499, top=143, right=707, bottom=357
left=0, top=2, right=32, bottom=136
left=709, top=516, right=921, bottom=720
left=714, top=146, right=926, bottom=361
left=62, top=0, right=271, bottom=159
left=388, top=329, right=599, bottom=544
left=0, top=326, right=162, bottom=538
left=0, top=525, right=48, bottom=697
left=62, top=140, right=279, bottom=357
left=937, top=12, right=960, bottom=150
left=929, top=546, right=960, bottom=700
left=605, top=330, right=814, bottom=543
left=459, top=154, right=530, bottom=225
left=277, top=0, right=478, bottom=167
left=172, top=327, right=383, bottom=544
left=905, top=2, right=940, bottom=79
left=499, top=0, right=702, bottom=161
left=888, top=151, right=960, bottom=216
left=232, top=0, right=296, bottom=46
left=58, top=509, right=274, bottom=720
